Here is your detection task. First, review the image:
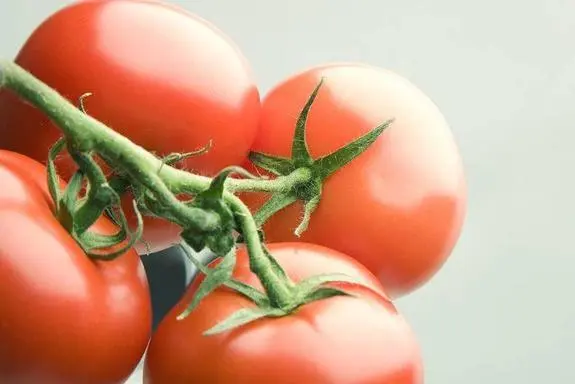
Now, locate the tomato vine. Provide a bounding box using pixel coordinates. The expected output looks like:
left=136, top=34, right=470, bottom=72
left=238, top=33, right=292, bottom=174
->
left=0, top=59, right=391, bottom=334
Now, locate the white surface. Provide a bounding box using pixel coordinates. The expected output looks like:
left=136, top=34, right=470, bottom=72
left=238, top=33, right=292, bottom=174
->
left=127, top=360, right=144, bottom=384
left=1, top=1, right=574, bottom=383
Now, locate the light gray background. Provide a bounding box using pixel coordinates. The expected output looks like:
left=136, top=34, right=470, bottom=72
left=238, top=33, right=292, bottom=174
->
left=1, top=1, right=574, bottom=383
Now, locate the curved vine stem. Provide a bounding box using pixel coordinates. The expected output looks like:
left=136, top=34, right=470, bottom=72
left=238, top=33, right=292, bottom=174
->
left=0, top=59, right=294, bottom=307
left=0, top=60, right=386, bottom=334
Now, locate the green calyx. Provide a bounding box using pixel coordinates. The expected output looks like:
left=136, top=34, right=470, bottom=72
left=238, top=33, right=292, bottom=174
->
left=177, top=242, right=361, bottom=336
left=47, top=138, right=144, bottom=260
left=249, top=79, right=393, bottom=235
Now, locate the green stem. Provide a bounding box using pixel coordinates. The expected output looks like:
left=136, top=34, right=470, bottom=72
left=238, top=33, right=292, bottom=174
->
left=0, top=60, right=294, bottom=308
left=254, top=193, right=298, bottom=227
left=0, top=61, right=215, bottom=233
left=165, top=166, right=311, bottom=196
left=227, top=194, right=293, bottom=308
left=0, top=62, right=310, bottom=197
left=0, top=60, right=384, bottom=335
left=69, top=150, right=116, bottom=235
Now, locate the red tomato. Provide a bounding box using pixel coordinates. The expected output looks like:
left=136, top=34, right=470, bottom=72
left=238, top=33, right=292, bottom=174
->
left=242, top=64, right=467, bottom=298
left=144, top=243, right=423, bottom=383
left=0, top=0, right=261, bottom=253
left=0, top=150, right=151, bottom=383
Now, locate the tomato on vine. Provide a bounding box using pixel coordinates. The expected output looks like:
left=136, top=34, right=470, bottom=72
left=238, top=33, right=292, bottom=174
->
left=0, top=0, right=261, bottom=253
left=144, top=243, right=423, bottom=384
left=242, top=63, right=467, bottom=298
left=0, top=35, right=462, bottom=382
left=0, top=150, right=151, bottom=383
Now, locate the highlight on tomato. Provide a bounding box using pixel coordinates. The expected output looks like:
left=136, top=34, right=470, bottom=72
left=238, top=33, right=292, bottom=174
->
left=243, top=63, right=467, bottom=298
left=0, top=150, right=151, bottom=383
left=0, top=0, right=261, bottom=254
left=144, top=243, right=423, bottom=384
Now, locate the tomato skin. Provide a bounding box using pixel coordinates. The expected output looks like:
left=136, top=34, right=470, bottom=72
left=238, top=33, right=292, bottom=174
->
left=0, top=151, right=151, bottom=383
left=243, top=64, right=467, bottom=298
left=144, top=243, right=422, bottom=384
left=0, top=0, right=261, bottom=253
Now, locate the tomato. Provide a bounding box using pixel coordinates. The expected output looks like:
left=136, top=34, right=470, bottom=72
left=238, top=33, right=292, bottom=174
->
left=144, top=243, right=422, bottom=383
left=243, top=64, right=467, bottom=298
left=0, top=0, right=261, bottom=254
left=0, top=150, right=151, bottom=383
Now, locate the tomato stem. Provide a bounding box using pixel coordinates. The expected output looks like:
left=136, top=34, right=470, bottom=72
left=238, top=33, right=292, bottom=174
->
left=0, top=59, right=294, bottom=309
left=0, top=60, right=387, bottom=334
left=253, top=193, right=298, bottom=227
left=229, top=196, right=293, bottom=308
left=0, top=61, right=220, bottom=231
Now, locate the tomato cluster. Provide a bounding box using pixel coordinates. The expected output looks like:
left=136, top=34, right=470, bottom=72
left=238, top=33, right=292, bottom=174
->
left=0, top=1, right=466, bottom=383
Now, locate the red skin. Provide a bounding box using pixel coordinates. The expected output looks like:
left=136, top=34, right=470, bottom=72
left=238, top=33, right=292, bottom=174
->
left=0, top=150, right=151, bottom=383
left=144, top=243, right=423, bottom=384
